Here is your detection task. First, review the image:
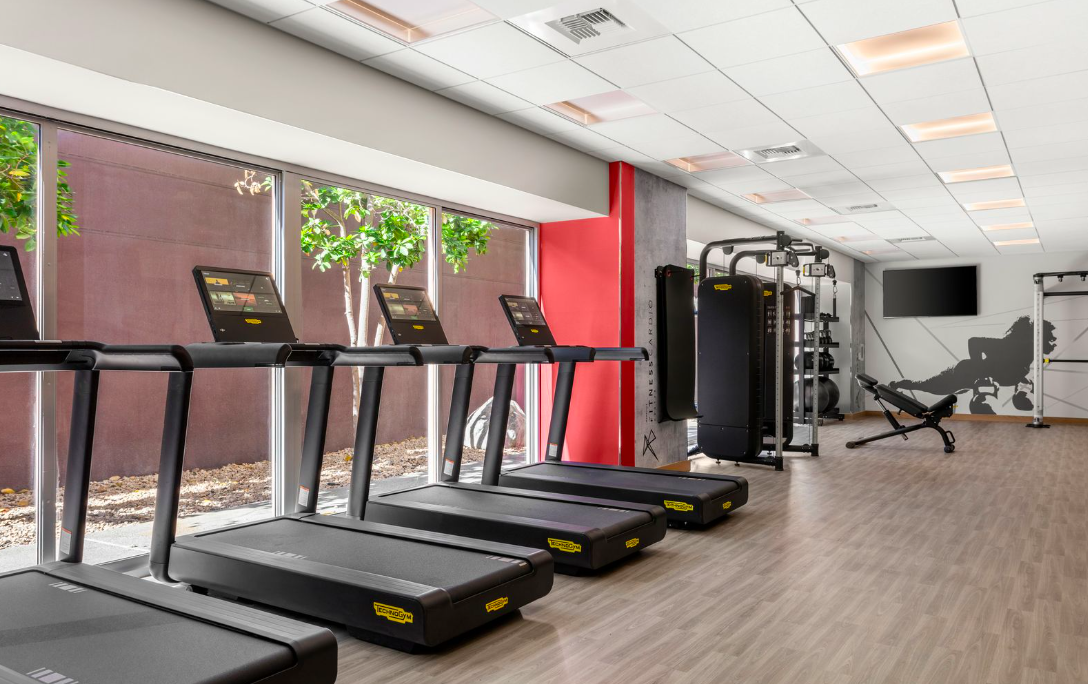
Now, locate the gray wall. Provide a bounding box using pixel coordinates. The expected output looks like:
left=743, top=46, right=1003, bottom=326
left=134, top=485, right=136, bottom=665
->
left=634, top=169, right=687, bottom=467
left=865, top=251, right=1088, bottom=418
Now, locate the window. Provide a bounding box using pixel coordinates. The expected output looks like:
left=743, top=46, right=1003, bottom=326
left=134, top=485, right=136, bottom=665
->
left=53, top=130, right=276, bottom=564
left=438, top=216, right=531, bottom=482
left=0, top=116, right=39, bottom=571
left=297, top=180, right=434, bottom=502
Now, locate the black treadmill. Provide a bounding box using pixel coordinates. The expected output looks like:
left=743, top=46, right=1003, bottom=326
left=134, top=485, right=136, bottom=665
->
left=0, top=247, right=336, bottom=683
left=494, top=295, right=749, bottom=526
left=159, top=267, right=554, bottom=652
left=361, top=284, right=667, bottom=573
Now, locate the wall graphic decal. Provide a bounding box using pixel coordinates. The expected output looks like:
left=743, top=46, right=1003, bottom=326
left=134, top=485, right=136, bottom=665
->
left=890, top=316, right=1056, bottom=414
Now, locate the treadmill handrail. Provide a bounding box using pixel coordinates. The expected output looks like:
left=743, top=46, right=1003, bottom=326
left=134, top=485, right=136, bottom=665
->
left=334, top=345, right=423, bottom=367
left=592, top=347, right=649, bottom=362
left=415, top=344, right=479, bottom=365
left=0, top=341, right=193, bottom=372
left=546, top=346, right=595, bottom=363
left=185, top=342, right=296, bottom=368
left=474, top=346, right=554, bottom=365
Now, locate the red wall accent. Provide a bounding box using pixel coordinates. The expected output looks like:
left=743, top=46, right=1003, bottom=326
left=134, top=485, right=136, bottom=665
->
left=538, top=162, right=635, bottom=466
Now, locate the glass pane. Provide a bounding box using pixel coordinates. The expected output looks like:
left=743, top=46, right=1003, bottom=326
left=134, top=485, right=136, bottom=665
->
left=438, top=216, right=529, bottom=483
left=0, top=116, right=39, bottom=571
left=297, top=181, right=432, bottom=508
left=55, top=131, right=275, bottom=565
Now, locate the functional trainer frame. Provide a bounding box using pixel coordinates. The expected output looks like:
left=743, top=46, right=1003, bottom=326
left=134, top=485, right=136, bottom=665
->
left=1027, top=270, right=1088, bottom=428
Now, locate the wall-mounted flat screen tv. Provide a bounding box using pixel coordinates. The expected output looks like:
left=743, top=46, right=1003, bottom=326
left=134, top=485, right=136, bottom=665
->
left=883, top=265, right=977, bottom=317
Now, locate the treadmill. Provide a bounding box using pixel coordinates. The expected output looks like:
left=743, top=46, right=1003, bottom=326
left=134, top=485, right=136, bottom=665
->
left=494, top=295, right=749, bottom=526
left=361, top=284, right=667, bottom=573
left=0, top=247, right=336, bottom=683
left=159, top=266, right=554, bottom=652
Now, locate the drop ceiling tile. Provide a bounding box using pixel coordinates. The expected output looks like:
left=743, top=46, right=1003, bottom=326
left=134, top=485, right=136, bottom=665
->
left=548, top=127, right=621, bottom=152
left=765, top=200, right=830, bottom=217
left=724, top=49, right=853, bottom=96
left=704, top=122, right=804, bottom=151
left=811, top=224, right=875, bottom=238
left=776, top=169, right=858, bottom=187
left=881, top=89, right=992, bottom=126
left=589, top=114, right=722, bottom=159
left=671, top=99, right=780, bottom=134
left=867, top=175, right=943, bottom=192
left=897, top=241, right=956, bottom=259
left=1010, top=139, right=1088, bottom=165
left=415, top=22, right=563, bottom=80
left=987, top=71, right=1088, bottom=113
left=764, top=156, right=846, bottom=179
left=914, top=131, right=1008, bottom=161
left=209, top=0, right=312, bottom=23
left=1024, top=182, right=1088, bottom=199
left=470, top=0, right=564, bottom=18
left=680, top=7, right=826, bottom=69
left=918, top=150, right=1011, bottom=173
left=1031, top=202, right=1088, bottom=221
left=1016, top=156, right=1088, bottom=177
left=806, top=126, right=910, bottom=155
left=969, top=207, right=1032, bottom=225
left=787, top=106, right=892, bottom=140
left=801, top=182, right=878, bottom=199
left=591, top=146, right=659, bottom=165
left=695, top=164, right=778, bottom=186
left=1020, top=170, right=1088, bottom=188
left=271, top=8, right=403, bottom=60
left=817, top=192, right=887, bottom=207
left=626, top=72, right=750, bottom=114
left=363, top=49, right=474, bottom=90
left=759, top=80, right=874, bottom=119
left=852, top=160, right=934, bottom=181
left=497, top=107, right=585, bottom=135
left=976, top=39, right=1088, bottom=88
left=962, top=0, right=1088, bottom=56
left=633, top=0, right=794, bottom=33
left=798, top=0, right=958, bottom=45
left=995, top=97, right=1088, bottom=132
left=893, top=195, right=961, bottom=209
left=575, top=36, right=712, bottom=89
left=956, top=0, right=1052, bottom=17
left=878, top=185, right=949, bottom=201
left=486, top=61, right=614, bottom=105
left=834, top=145, right=922, bottom=170
left=436, top=80, right=534, bottom=115
left=861, top=58, right=982, bottom=105
left=996, top=242, right=1043, bottom=255
left=944, top=177, right=1023, bottom=201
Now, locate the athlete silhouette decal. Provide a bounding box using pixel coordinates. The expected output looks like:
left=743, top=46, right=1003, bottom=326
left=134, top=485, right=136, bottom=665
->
left=890, top=316, right=1057, bottom=414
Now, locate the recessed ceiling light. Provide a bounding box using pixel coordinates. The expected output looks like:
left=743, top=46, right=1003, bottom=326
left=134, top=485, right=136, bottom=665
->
left=666, top=151, right=749, bottom=173
left=862, top=248, right=901, bottom=255
left=545, top=91, right=656, bottom=125
left=328, top=0, right=493, bottom=43
left=835, top=21, right=970, bottom=77
left=800, top=216, right=857, bottom=226
left=901, top=112, right=997, bottom=143
left=982, top=221, right=1034, bottom=231
left=743, top=188, right=811, bottom=204
left=937, top=164, right=1015, bottom=184
left=964, top=198, right=1026, bottom=211
left=994, top=238, right=1039, bottom=246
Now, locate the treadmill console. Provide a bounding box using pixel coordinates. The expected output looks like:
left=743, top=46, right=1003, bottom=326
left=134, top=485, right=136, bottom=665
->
left=193, top=266, right=297, bottom=342
left=499, top=295, right=557, bottom=346
left=0, top=246, right=39, bottom=340
left=373, top=285, right=449, bottom=344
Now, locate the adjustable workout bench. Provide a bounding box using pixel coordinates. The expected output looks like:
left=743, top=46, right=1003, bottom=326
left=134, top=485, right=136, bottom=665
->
left=847, top=373, right=957, bottom=453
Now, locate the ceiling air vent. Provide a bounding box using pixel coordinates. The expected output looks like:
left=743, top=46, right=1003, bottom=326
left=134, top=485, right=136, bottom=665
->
left=736, top=140, right=825, bottom=164
left=751, top=144, right=803, bottom=160
left=831, top=201, right=895, bottom=215
left=846, top=203, right=879, bottom=212
left=547, top=9, right=628, bottom=44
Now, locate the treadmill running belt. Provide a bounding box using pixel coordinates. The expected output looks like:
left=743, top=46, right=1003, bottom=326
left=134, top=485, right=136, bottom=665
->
left=201, top=519, right=530, bottom=603
left=515, top=463, right=742, bottom=496
left=0, top=570, right=293, bottom=684
left=382, top=486, right=650, bottom=538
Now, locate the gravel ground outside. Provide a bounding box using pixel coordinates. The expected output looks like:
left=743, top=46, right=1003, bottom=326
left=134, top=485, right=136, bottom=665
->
left=0, top=436, right=499, bottom=551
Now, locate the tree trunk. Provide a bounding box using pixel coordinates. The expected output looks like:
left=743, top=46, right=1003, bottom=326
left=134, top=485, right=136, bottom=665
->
left=371, top=265, right=401, bottom=347
left=341, top=263, right=360, bottom=421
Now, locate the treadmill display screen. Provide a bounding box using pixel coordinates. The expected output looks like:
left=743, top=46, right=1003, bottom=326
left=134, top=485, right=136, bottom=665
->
left=380, top=287, right=437, bottom=321
left=503, top=297, right=546, bottom=327
left=199, top=270, right=284, bottom=314
left=0, top=249, right=23, bottom=302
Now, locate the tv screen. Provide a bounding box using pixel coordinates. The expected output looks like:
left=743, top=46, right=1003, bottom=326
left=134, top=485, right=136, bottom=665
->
left=883, top=265, right=977, bottom=318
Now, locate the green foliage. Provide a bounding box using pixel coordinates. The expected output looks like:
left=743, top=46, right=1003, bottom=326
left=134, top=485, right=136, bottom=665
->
left=0, top=117, right=79, bottom=251
left=441, top=213, right=492, bottom=273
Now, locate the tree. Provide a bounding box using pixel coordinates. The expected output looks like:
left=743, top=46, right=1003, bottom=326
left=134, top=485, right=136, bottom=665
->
left=297, top=179, right=493, bottom=421
left=0, top=116, right=79, bottom=250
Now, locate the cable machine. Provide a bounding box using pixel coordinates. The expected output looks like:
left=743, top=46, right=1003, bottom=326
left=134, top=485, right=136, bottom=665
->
left=692, top=231, right=834, bottom=471
left=1027, top=270, right=1088, bottom=429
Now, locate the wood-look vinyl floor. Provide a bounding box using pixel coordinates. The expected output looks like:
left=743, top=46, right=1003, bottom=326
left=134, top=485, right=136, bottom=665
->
left=334, top=418, right=1088, bottom=683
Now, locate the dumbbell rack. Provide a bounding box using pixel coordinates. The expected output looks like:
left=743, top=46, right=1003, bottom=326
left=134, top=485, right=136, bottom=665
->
left=802, top=313, right=844, bottom=423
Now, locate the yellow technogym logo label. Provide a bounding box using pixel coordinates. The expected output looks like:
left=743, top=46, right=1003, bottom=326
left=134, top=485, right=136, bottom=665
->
left=530, top=328, right=539, bottom=333
left=244, top=318, right=262, bottom=325
left=764, top=290, right=772, bottom=297
left=412, top=324, right=424, bottom=329
left=485, top=597, right=509, bottom=613
left=374, top=603, right=414, bottom=624
left=625, top=538, right=639, bottom=549
left=713, top=283, right=732, bottom=291
left=723, top=501, right=732, bottom=510
left=547, top=538, right=582, bottom=553
left=663, top=500, right=694, bottom=512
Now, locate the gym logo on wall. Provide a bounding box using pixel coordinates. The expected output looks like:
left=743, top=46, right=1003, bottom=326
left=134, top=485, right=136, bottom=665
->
left=891, top=316, right=1056, bottom=414
left=642, top=429, right=658, bottom=460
